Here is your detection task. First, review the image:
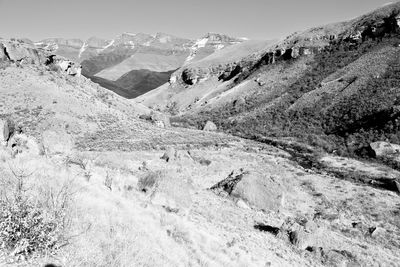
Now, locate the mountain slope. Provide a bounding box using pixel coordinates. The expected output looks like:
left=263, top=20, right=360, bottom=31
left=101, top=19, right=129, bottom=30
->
left=137, top=2, right=400, bottom=158
left=135, top=39, right=278, bottom=108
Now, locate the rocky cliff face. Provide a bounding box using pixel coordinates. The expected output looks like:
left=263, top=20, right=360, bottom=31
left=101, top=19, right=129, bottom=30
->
left=0, top=39, right=83, bottom=80
left=1, top=39, right=46, bottom=64
left=173, top=7, right=400, bottom=89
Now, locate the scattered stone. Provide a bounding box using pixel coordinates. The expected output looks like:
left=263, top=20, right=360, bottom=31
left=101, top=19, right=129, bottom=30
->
left=233, top=96, right=246, bottom=110
left=306, top=246, right=325, bottom=259
left=140, top=111, right=171, bottom=128
left=161, top=147, right=176, bottom=162
left=254, top=223, right=280, bottom=235
left=236, top=199, right=251, bottom=209
left=198, top=158, right=212, bottom=166
left=151, top=192, right=180, bottom=213
left=256, top=77, right=266, bottom=86
left=138, top=161, right=149, bottom=171
left=304, top=220, right=318, bottom=233
left=369, top=226, right=386, bottom=238
left=203, top=121, right=217, bottom=132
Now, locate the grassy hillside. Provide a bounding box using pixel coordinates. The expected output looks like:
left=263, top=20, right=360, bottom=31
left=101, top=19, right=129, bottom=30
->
left=173, top=14, right=400, bottom=157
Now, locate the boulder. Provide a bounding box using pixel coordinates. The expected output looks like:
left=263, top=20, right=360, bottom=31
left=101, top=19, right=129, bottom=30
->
left=2, top=42, right=42, bottom=64
left=150, top=112, right=170, bottom=128
left=0, top=43, right=9, bottom=61
left=256, top=77, right=266, bottom=86
left=370, top=141, right=400, bottom=158
left=0, top=119, right=15, bottom=143
left=210, top=169, right=285, bottom=212
left=203, top=121, right=217, bottom=132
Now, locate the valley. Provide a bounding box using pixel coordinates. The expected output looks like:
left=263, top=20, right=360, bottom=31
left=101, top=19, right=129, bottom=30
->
left=0, top=1, right=400, bottom=267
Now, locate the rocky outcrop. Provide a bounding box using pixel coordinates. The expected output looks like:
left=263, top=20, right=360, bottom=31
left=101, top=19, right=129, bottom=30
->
left=1, top=41, right=45, bottom=64
left=45, top=55, right=82, bottom=77
left=179, top=44, right=326, bottom=86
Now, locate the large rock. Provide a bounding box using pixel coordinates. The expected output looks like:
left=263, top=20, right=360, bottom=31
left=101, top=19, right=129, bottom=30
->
left=0, top=119, right=14, bottom=143
left=370, top=141, right=400, bottom=158
left=2, top=42, right=43, bottom=64
left=0, top=43, right=9, bottom=61
left=370, top=141, right=400, bottom=166
left=203, top=121, right=217, bottom=132
left=210, top=169, right=285, bottom=212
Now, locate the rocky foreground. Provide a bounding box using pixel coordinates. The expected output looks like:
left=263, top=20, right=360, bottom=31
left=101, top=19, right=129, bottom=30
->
left=0, top=37, right=399, bottom=266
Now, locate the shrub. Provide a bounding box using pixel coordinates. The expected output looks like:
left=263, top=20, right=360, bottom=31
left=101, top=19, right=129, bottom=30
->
left=0, top=200, right=64, bottom=255
left=137, top=171, right=161, bottom=193
left=0, top=167, right=74, bottom=258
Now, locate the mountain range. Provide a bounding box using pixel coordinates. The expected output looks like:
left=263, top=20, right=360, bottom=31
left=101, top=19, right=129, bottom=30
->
left=35, top=32, right=248, bottom=98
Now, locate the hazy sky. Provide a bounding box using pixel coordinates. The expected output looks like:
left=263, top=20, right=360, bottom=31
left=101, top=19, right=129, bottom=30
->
left=0, top=0, right=395, bottom=41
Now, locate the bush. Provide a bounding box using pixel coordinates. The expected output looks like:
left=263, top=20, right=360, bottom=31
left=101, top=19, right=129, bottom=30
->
left=0, top=168, right=74, bottom=258
left=137, top=171, right=161, bottom=193
left=0, top=200, right=64, bottom=255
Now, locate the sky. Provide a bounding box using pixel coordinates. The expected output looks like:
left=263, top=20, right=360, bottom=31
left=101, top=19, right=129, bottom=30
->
left=0, top=0, right=396, bottom=41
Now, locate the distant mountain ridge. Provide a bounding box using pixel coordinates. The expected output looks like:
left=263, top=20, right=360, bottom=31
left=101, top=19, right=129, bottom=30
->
left=34, top=32, right=247, bottom=98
